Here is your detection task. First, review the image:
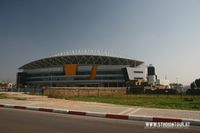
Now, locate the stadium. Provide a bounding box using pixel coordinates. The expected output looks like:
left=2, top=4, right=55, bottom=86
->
left=17, top=50, right=145, bottom=88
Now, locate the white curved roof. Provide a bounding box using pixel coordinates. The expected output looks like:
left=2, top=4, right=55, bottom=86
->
left=19, top=49, right=144, bottom=70
left=51, top=49, right=136, bottom=60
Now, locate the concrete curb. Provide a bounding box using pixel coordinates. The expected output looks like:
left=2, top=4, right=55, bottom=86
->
left=0, top=103, right=200, bottom=126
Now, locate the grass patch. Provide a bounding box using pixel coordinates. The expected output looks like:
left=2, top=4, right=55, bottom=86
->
left=0, top=93, right=8, bottom=99
left=0, top=93, right=27, bottom=100
left=64, top=94, right=200, bottom=110
left=14, top=97, right=27, bottom=100
left=25, top=92, right=42, bottom=96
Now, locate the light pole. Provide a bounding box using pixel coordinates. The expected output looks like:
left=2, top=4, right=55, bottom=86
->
left=51, top=71, right=53, bottom=87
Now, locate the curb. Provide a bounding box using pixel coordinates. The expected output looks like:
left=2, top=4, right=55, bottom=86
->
left=0, top=104, right=200, bottom=126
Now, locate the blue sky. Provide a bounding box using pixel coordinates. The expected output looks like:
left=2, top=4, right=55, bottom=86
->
left=0, top=0, right=200, bottom=85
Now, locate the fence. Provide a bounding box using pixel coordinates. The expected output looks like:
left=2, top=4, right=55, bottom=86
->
left=43, top=87, right=126, bottom=98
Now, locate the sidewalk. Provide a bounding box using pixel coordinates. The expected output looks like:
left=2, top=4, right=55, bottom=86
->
left=0, top=92, right=200, bottom=125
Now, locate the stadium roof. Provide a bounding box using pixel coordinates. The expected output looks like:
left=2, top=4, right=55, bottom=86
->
left=19, top=50, right=144, bottom=70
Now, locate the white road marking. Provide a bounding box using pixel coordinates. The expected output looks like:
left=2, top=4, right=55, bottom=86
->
left=119, top=108, right=142, bottom=115
left=119, top=108, right=134, bottom=114
left=129, top=108, right=142, bottom=114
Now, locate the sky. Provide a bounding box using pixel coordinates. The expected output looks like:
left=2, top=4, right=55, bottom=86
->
left=0, top=0, right=200, bottom=85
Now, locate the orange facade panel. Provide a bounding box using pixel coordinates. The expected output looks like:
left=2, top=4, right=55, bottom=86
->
left=89, top=65, right=97, bottom=80
left=65, top=64, right=78, bottom=76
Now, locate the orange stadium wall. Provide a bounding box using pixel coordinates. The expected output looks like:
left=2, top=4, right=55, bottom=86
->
left=89, top=64, right=97, bottom=80
left=65, top=64, right=78, bottom=76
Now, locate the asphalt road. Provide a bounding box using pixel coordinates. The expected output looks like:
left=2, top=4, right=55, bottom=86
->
left=0, top=108, right=200, bottom=133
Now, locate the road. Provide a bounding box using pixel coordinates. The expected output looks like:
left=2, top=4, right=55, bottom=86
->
left=0, top=108, right=200, bottom=133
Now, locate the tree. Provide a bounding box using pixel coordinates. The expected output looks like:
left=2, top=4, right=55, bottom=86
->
left=191, top=82, right=195, bottom=89
left=195, top=79, right=200, bottom=88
